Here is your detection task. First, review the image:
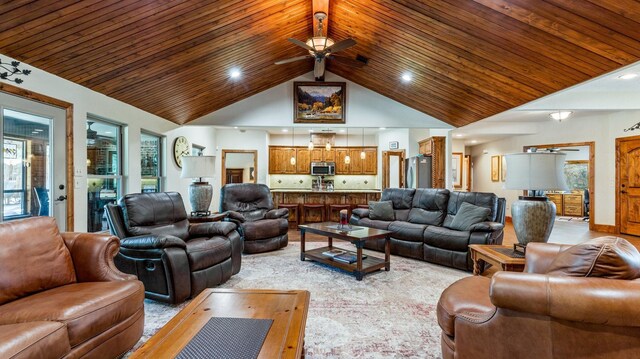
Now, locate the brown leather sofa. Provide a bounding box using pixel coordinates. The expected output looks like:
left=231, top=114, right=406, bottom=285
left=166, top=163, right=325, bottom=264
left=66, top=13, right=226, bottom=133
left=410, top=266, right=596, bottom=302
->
left=350, top=188, right=506, bottom=271
left=220, top=183, right=289, bottom=254
left=105, top=191, right=242, bottom=304
left=0, top=217, right=144, bottom=359
left=437, top=237, right=640, bottom=359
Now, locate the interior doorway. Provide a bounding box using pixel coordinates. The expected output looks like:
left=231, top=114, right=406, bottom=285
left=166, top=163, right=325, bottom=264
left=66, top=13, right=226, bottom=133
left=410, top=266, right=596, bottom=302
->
left=1, top=89, right=71, bottom=230
left=523, top=142, right=595, bottom=231
left=382, top=150, right=405, bottom=189
left=616, top=135, right=640, bottom=237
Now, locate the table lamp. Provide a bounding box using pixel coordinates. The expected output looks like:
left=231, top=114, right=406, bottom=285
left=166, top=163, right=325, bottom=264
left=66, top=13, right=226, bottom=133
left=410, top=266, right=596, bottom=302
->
left=181, top=155, right=215, bottom=216
left=505, top=151, right=568, bottom=245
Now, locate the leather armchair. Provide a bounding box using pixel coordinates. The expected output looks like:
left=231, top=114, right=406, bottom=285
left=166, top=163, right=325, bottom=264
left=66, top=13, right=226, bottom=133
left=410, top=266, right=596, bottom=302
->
left=220, top=183, right=288, bottom=254
left=437, top=238, right=640, bottom=359
left=0, top=217, right=144, bottom=359
left=105, top=191, right=242, bottom=304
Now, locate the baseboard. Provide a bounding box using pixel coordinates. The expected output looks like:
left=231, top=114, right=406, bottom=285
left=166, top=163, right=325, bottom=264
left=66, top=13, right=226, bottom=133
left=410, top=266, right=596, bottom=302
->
left=591, top=224, right=617, bottom=234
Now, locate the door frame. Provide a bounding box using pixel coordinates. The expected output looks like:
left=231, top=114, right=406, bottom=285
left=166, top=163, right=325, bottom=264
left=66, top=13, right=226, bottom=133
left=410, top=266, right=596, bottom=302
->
left=1, top=83, right=74, bottom=230
left=523, top=142, right=595, bottom=231
left=616, top=134, right=640, bottom=236
left=382, top=150, right=405, bottom=189
left=221, top=149, right=257, bottom=186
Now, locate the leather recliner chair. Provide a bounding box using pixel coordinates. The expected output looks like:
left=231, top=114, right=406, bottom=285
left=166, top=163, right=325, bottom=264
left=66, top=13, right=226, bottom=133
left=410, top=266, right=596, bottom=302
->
left=105, top=191, right=242, bottom=304
left=437, top=237, right=640, bottom=359
left=0, top=217, right=144, bottom=359
left=220, top=183, right=289, bottom=254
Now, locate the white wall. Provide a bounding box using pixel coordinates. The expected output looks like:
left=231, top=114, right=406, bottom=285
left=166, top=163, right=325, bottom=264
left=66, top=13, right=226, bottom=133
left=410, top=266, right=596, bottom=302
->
left=0, top=53, right=178, bottom=231
left=470, top=111, right=640, bottom=226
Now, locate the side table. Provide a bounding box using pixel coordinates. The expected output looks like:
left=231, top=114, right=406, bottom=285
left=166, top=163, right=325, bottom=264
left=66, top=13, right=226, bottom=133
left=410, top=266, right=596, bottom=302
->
left=469, top=244, right=526, bottom=275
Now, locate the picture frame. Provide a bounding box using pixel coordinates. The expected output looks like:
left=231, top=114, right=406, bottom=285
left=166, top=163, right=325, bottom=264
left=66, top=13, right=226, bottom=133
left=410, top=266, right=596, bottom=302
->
left=491, top=155, right=500, bottom=182
left=294, top=82, right=346, bottom=124
left=500, top=155, right=507, bottom=182
left=389, top=141, right=399, bottom=150
left=452, top=152, right=463, bottom=188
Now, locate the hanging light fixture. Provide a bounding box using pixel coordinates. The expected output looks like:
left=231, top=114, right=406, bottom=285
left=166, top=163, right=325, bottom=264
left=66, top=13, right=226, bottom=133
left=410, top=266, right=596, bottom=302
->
left=308, top=131, right=314, bottom=150
left=344, top=128, right=351, bottom=165
left=325, top=141, right=331, bottom=151
left=360, top=128, right=366, bottom=159
left=290, top=127, right=296, bottom=166
left=549, top=110, right=572, bottom=122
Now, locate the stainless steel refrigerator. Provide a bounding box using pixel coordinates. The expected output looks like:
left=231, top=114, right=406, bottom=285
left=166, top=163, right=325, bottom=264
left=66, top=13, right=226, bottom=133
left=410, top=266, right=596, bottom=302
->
left=405, top=156, right=432, bottom=188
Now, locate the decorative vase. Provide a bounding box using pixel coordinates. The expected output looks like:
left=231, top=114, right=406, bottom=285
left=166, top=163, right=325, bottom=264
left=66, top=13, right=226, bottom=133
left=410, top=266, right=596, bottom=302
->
left=189, top=181, right=213, bottom=215
left=511, top=197, right=556, bottom=245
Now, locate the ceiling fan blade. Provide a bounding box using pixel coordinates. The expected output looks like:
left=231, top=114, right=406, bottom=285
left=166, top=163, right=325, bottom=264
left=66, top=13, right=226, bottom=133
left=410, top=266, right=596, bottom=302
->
left=326, top=38, right=356, bottom=53
left=274, top=55, right=311, bottom=65
left=314, top=58, right=326, bottom=79
left=288, top=38, right=315, bottom=52
left=329, top=55, right=365, bottom=68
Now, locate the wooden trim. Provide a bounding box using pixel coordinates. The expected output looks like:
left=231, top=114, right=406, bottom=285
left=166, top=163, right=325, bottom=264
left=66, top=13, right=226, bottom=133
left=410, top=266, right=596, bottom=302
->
left=221, top=149, right=257, bottom=186
left=523, top=141, right=595, bottom=232
left=0, top=83, right=74, bottom=230
left=615, top=134, right=640, bottom=237
left=452, top=152, right=463, bottom=188
left=382, top=150, right=405, bottom=189
left=592, top=224, right=616, bottom=234
left=464, top=154, right=471, bottom=191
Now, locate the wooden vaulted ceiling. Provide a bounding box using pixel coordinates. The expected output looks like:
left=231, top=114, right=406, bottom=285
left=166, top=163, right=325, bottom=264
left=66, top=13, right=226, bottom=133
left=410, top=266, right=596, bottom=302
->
left=1, top=0, right=639, bottom=127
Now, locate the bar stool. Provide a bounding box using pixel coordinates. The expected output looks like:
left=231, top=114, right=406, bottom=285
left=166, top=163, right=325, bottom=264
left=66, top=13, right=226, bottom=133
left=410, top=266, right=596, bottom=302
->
left=277, top=203, right=299, bottom=229
left=302, top=204, right=325, bottom=224
left=327, top=204, right=351, bottom=222
left=356, top=204, right=369, bottom=209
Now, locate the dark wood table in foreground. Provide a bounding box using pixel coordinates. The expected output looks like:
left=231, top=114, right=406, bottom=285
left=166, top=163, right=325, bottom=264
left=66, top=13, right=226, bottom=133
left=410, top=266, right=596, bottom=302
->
left=469, top=244, right=526, bottom=275
left=129, top=289, right=310, bottom=359
left=298, top=222, right=392, bottom=281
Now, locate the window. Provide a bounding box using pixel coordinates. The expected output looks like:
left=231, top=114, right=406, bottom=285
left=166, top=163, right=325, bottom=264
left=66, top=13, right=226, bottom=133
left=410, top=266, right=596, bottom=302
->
left=141, top=131, right=163, bottom=193
left=86, top=118, right=122, bottom=232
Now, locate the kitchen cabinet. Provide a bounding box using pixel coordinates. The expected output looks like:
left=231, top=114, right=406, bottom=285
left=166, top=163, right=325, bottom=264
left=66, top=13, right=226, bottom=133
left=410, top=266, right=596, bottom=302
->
left=269, top=146, right=377, bottom=175
left=335, top=148, right=350, bottom=174
left=269, top=147, right=296, bottom=174
left=349, top=149, right=363, bottom=173
left=296, top=148, right=311, bottom=174
left=310, top=148, right=323, bottom=162
left=362, top=148, right=377, bottom=174
left=418, top=136, right=445, bottom=188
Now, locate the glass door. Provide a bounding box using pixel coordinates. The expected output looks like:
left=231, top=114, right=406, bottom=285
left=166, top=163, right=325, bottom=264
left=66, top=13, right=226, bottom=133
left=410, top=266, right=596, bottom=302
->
left=1, top=92, right=67, bottom=230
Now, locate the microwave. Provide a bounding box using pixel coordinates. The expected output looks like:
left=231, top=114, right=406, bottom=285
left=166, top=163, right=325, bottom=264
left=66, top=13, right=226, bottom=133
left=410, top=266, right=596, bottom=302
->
left=311, top=162, right=336, bottom=176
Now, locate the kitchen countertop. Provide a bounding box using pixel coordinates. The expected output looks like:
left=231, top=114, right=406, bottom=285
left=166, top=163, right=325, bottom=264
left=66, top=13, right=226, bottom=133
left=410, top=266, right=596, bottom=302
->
left=271, top=189, right=381, bottom=193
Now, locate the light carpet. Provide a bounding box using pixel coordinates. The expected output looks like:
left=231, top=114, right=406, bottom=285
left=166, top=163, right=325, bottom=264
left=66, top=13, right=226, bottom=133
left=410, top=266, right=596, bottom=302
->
left=128, top=242, right=468, bottom=358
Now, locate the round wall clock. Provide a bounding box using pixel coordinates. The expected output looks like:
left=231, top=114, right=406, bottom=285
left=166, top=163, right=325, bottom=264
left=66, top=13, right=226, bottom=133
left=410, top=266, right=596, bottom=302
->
left=173, top=136, right=191, bottom=168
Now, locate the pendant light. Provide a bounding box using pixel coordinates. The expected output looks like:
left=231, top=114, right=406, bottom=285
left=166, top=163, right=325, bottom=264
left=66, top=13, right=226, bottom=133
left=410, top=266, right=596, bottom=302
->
left=344, top=128, right=351, bottom=165
left=290, top=127, right=296, bottom=166
left=360, top=128, right=366, bottom=159
left=325, top=138, right=331, bottom=151
left=308, top=131, right=314, bottom=150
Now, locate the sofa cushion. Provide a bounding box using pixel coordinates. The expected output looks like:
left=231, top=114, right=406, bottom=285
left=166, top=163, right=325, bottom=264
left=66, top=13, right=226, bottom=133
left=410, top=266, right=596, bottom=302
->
left=409, top=188, right=449, bottom=226
left=0, top=281, right=144, bottom=347
left=0, top=321, right=70, bottom=359
left=423, top=226, right=471, bottom=252
left=186, top=237, right=232, bottom=271
left=546, top=236, right=640, bottom=279
left=389, top=221, right=428, bottom=242
left=356, top=218, right=392, bottom=230
left=447, top=202, right=491, bottom=231
left=394, top=209, right=411, bottom=221
left=369, top=201, right=395, bottom=221
left=443, top=192, right=498, bottom=227
left=121, top=192, right=190, bottom=239
left=437, top=276, right=494, bottom=337
left=242, top=218, right=288, bottom=241
left=381, top=188, right=415, bottom=209
left=0, top=217, right=76, bottom=305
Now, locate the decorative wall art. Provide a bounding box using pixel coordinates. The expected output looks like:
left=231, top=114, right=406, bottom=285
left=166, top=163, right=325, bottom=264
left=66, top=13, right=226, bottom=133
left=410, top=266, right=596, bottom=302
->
left=501, top=155, right=507, bottom=182
left=491, top=155, right=500, bottom=182
left=294, top=82, right=345, bottom=124
left=452, top=152, right=463, bottom=188
left=389, top=141, right=399, bottom=150
left=624, top=121, right=640, bottom=132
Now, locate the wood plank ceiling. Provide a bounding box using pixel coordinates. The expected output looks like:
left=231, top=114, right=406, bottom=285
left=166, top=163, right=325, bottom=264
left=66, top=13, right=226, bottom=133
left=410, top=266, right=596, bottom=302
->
left=1, top=0, right=639, bottom=127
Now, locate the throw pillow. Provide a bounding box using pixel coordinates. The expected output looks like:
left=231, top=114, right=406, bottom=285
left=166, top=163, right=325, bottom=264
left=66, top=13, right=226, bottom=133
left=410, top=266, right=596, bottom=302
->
left=546, top=236, right=640, bottom=279
left=369, top=201, right=395, bottom=221
left=447, top=202, right=491, bottom=231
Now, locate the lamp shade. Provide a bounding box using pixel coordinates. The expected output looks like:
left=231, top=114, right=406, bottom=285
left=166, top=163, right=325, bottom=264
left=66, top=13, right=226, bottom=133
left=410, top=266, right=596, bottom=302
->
left=180, top=156, right=215, bottom=179
left=505, top=152, right=568, bottom=191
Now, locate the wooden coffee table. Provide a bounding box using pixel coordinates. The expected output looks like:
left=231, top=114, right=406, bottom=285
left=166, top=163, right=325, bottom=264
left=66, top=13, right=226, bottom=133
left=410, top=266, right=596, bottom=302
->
left=469, top=244, right=526, bottom=275
left=130, top=289, right=310, bottom=359
left=299, top=222, right=392, bottom=281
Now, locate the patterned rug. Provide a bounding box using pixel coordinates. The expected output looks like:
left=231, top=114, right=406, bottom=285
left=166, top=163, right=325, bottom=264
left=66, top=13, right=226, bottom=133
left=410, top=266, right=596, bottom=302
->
left=127, top=242, right=468, bottom=358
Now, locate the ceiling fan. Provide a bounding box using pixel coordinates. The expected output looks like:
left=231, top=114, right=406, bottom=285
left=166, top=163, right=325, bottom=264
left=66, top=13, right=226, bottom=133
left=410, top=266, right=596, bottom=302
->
left=531, top=147, right=580, bottom=152
left=274, top=11, right=365, bottom=80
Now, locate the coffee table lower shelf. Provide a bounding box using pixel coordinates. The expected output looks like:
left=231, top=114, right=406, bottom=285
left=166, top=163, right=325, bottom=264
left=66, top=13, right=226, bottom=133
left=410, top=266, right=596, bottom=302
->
left=303, top=246, right=388, bottom=279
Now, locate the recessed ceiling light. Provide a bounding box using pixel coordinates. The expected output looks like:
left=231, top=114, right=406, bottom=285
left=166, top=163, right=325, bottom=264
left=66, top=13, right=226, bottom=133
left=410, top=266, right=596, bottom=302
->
left=308, top=129, right=313, bottom=132
left=282, top=129, right=288, bottom=132
left=618, top=73, right=638, bottom=80
left=549, top=111, right=572, bottom=121
left=455, top=134, right=463, bottom=138
left=229, top=68, right=241, bottom=79
left=401, top=73, right=412, bottom=82
left=339, top=129, right=345, bottom=133
left=233, top=126, right=238, bottom=129
left=471, top=140, right=478, bottom=144
left=379, top=127, right=386, bottom=130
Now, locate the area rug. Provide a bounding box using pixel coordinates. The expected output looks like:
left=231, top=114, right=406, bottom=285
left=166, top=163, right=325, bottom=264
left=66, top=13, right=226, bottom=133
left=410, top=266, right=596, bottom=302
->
left=128, top=242, right=468, bottom=358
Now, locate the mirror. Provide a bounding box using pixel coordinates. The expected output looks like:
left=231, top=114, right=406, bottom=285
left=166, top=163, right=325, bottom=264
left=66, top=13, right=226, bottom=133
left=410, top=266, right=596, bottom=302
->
left=221, top=150, right=257, bottom=185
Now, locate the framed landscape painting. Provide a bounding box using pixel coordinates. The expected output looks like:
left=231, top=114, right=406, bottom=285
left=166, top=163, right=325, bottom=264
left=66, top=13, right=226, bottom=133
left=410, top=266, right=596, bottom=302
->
left=491, top=155, right=500, bottom=182
left=294, top=82, right=346, bottom=124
